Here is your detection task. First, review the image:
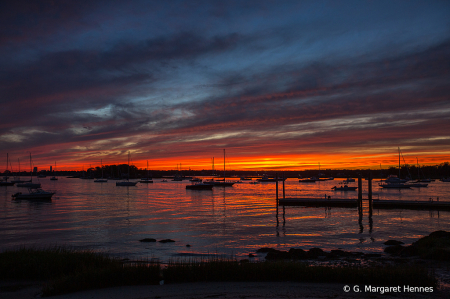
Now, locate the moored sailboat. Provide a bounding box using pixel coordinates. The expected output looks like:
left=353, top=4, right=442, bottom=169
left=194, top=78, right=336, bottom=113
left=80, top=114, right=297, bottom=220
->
left=0, top=154, right=15, bottom=186
left=203, top=149, right=235, bottom=187
left=116, top=152, right=137, bottom=186
left=94, top=159, right=108, bottom=183
left=17, top=153, right=41, bottom=188
left=139, top=160, right=153, bottom=183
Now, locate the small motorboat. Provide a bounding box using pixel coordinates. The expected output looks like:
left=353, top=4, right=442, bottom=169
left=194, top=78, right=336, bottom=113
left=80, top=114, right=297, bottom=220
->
left=299, top=177, right=318, bottom=183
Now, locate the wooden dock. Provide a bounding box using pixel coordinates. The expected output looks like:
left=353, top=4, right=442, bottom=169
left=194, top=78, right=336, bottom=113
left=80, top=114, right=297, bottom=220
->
left=279, top=198, right=358, bottom=208
left=372, top=199, right=450, bottom=211
left=278, top=198, right=450, bottom=211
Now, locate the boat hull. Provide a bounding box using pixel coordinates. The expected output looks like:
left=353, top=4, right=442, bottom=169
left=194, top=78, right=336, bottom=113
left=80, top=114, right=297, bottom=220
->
left=17, top=183, right=41, bottom=188
left=116, top=181, right=137, bottom=186
left=186, top=184, right=214, bottom=190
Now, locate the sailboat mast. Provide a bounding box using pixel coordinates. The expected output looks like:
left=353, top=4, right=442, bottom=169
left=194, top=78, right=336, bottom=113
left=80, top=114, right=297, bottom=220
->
left=223, top=149, right=225, bottom=179
left=398, top=147, right=401, bottom=178
left=417, top=157, right=419, bottom=180
left=29, top=153, right=32, bottom=181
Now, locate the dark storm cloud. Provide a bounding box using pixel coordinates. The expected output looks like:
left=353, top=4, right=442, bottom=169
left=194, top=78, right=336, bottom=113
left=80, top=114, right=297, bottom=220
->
left=1, top=1, right=449, bottom=168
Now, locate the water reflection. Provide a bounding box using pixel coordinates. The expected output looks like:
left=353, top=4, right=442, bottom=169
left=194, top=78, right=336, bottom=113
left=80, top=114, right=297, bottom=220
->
left=1, top=178, right=450, bottom=261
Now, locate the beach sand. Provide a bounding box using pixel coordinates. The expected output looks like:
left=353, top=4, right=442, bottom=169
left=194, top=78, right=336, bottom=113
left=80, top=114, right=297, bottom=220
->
left=2, top=281, right=449, bottom=299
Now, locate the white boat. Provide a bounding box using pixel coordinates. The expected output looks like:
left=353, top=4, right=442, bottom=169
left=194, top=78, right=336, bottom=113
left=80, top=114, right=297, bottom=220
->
left=383, top=175, right=408, bottom=184
left=12, top=188, right=55, bottom=200
left=116, top=152, right=137, bottom=186
left=379, top=148, right=413, bottom=189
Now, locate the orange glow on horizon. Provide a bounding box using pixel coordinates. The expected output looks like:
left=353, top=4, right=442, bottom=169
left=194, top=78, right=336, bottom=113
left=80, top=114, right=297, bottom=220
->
left=17, top=153, right=450, bottom=172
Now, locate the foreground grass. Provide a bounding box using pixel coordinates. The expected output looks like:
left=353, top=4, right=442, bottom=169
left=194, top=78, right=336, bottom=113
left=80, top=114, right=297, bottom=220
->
left=164, top=257, right=436, bottom=286
left=0, top=247, right=161, bottom=296
left=0, top=247, right=437, bottom=296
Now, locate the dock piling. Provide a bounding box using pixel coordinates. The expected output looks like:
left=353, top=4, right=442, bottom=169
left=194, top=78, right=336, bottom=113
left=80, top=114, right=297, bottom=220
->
left=368, top=171, right=373, bottom=216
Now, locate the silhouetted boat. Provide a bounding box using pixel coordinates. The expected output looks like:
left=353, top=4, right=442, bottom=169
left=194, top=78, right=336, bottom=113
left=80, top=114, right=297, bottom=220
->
left=299, top=177, right=318, bottom=183
left=94, top=159, right=108, bottom=183
left=140, top=161, right=153, bottom=183
left=12, top=188, right=55, bottom=200
left=116, top=152, right=137, bottom=186
left=186, top=182, right=213, bottom=190
left=203, top=149, right=235, bottom=187
left=17, top=153, right=41, bottom=188
left=332, top=185, right=357, bottom=191
left=0, top=154, right=15, bottom=186
left=50, top=162, right=58, bottom=180
left=257, top=174, right=286, bottom=182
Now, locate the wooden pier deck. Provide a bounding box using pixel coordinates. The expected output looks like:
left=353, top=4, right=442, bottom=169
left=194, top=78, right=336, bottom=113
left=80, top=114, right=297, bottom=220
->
left=279, top=198, right=358, bottom=208
left=278, top=198, right=450, bottom=211
left=372, top=199, right=450, bottom=211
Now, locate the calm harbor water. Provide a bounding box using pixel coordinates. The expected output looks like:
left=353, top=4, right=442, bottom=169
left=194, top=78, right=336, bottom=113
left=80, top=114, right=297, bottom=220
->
left=1, top=178, right=449, bottom=262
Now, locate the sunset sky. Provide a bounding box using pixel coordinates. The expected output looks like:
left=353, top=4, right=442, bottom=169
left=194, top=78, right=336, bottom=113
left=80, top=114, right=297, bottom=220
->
left=1, top=0, right=449, bottom=171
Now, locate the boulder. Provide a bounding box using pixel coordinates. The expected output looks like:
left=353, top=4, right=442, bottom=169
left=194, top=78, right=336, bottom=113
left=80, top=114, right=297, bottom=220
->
left=159, top=239, right=175, bottom=243
left=384, top=245, right=404, bottom=255
left=307, top=247, right=325, bottom=258
left=288, top=248, right=307, bottom=259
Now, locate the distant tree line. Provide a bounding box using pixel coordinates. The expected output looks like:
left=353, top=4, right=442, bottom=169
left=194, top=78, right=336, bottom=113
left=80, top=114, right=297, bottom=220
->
left=2, top=162, right=450, bottom=179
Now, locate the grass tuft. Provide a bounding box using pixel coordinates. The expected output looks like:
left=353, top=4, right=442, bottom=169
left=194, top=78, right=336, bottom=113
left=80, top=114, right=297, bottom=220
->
left=0, top=247, right=437, bottom=296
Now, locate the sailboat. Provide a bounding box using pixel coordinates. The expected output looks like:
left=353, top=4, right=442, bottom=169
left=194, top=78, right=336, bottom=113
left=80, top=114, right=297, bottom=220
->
left=203, top=149, right=234, bottom=187
left=50, top=162, right=58, bottom=180
left=94, top=159, right=108, bottom=182
left=139, top=160, right=153, bottom=183
left=11, top=158, right=31, bottom=183
left=0, top=153, right=15, bottom=186
left=408, top=158, right=428, bottom=187
left=17, top=153, right=41, bottom=188
left=116, top=152, right=137, bottom=186
left=379, top=148, right=411, bottom=189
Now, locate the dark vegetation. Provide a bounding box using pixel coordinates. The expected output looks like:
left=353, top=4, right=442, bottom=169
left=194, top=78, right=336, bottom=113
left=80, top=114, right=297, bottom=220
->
left=1, top=242, right=440, bottom=297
